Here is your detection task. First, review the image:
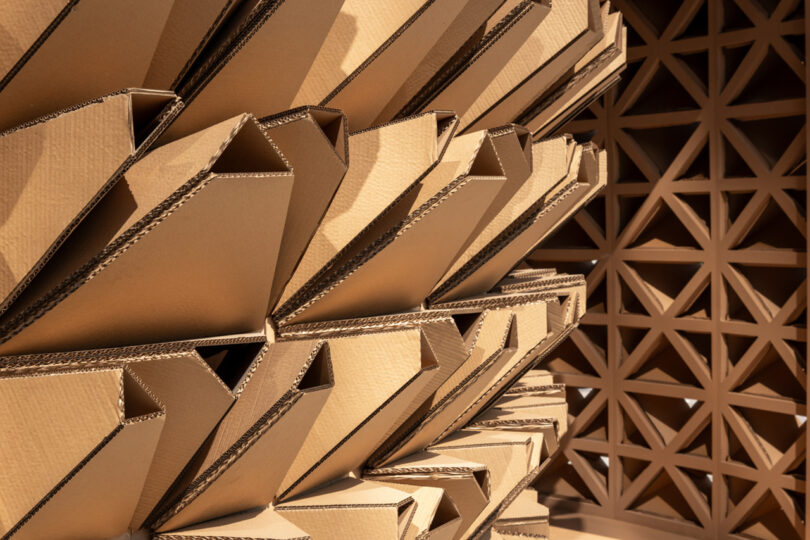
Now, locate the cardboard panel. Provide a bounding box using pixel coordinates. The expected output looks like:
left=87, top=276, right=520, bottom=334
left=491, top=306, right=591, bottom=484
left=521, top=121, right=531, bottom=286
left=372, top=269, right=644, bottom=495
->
left=492, top=488, right=549, bottom=538
left=154, top=506, right=311, bottom=540
left=0, top=0, right=173, bottom=132
left=371, top=482, right=462, bottom=540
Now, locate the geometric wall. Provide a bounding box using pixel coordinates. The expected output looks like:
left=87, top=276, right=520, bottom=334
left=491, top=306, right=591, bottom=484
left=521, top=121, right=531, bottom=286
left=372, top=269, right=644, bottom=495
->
left=528, top=1, right=808, bottom=537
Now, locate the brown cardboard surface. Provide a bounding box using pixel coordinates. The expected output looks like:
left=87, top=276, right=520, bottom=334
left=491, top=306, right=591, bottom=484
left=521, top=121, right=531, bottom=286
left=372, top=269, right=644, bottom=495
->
left=493, top=488, right=549, bottom=537
left=0, top=367, right=165, bottom=539
left=371, top=482, right=462, bottom=540
left=154, top=339, right=333, bottom=531
left=0, top=0, right=173, bottom=132
left=0, top=89, right=179, bottom=317
left=277, top=328, right=440, bottom=499
left=277, top=129, right=507, bottom=325
left=158, top=0, right=343, bottom=143
left=294, top=0, right=468, bottom=130
left=276, top=478, right=416, bottom=540
left=399, top=0, right=550, bottom=120
left=154, top=506, right=311, bottom=540
left=275, top=110, right=457, bottom=313
left=261, top=107, right=349, bottom=312
left=0, top=115, right=293, bottom=355
left=461, top=0, right=602, bottom=131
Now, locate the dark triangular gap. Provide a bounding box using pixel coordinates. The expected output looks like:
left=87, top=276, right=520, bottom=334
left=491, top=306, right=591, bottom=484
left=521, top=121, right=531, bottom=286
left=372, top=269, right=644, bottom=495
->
left=534, top=453, right=598, bottom=502
left=627, top=202, right=702, bottom=249
left=541, top=218, right=600, bottom=249
left=621, top=457, right=651, bottom=491
left=785, top=457, right=806, bottom=479
left=735, top=197, right=806, bottom=250
left=730, top=115, right=806, bottom=169
left=732, top=47, right=806, bottom=104
left=588, top=276, right=608, bottom=314
left=621, top=406, right=651, bottom=448
left=788, top=307, right=806, bottom=328
left=579, top=407, right=609, bottom=441
left=636, top=0, right=684, bottom=37
left=630, top=392, right=701, bottom=445
left=751, top=0, right=781, bottom=17
left=625, top=261, right=703, bottom=311
left=783, top=33, right=805, bottom=63
left=722, top=43, right=753, bottom=89
left=791, top=161, right=806, bottom=175
left=725, top=475, right=756, bottom=512
left=626, top=66, right=700, bottom=116
left=734, top=405, right=802, bottom=464
left=630, top=333, right=702, bottom=386
left=723, top=137, right=756, bottom=177
left=299, top=344, right=332, bottom=390
left=616, top=59, right=644, bottom=97
left=578, top=451, right=609, bottom=490
left=618, top=195, right=647, bottom=233
left=785, top=0, right=804, bottom=20
left=566, top=385, right=599, bottom=416
left=680, top=423, right=712, bottom=457
left=539, top=336, right=599, bottom=376
left=676, top=193, right=711, bottom=229
left=678, top=334, right=711, bottom=372
left=675, top=1, right=709, bottom=39
left=725, top=191, right=755, bottom=223
left=585, top=194, right=607, bottom=231
left=619, top=326, right=649, bottom=362
left=725, top=419, right=756, bottom=467
left=724, top=280, right=757, bottom=322
left=529, top=260, right=593, bottom=277
left=628, top=469, right=701, bottom=525
left=783, top=189, right=806, bottom=217
left=575, top=107, right=597, bottom=120
left=783, top=339, right=807, bottom=371
left=732, top=264, right=806, bottom=316
left=618, top=273, right=651, bottom=315
left=679, top=280, right=712, bottom=320
left=625, top=123, right=700, bottom=177
left=452, top=312, right=482, bottom=341
left=196, top=341, right=265, bottom=391
left=626, top=21, right=646, bottom=48
left=616, top=144, right=648, bottom=183
left=580, top=323, right=608, bottom=358
left=735, top=343, right=806, bottom=402
left=677, top=140, right=711, bottom=181
left=721, top=0, right=755, bottom=31
left=734, top=490, right=803, bottom=540
left=676, top=50, right=710, bottom=95
left=679, top=467, right=713, bottom=507
left=724, top=333, right=757, bottom=366
left=572, top=130, right=598, bottom=144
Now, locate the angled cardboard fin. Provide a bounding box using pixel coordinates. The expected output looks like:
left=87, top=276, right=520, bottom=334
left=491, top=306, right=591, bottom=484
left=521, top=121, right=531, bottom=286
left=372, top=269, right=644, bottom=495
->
left=370, top=482, right=462, bottom=540
left=0, top=115, right=293, bottom=355
left=154, top=506, right=311, bottom=540
left=492, top=488, right=549, bottom=538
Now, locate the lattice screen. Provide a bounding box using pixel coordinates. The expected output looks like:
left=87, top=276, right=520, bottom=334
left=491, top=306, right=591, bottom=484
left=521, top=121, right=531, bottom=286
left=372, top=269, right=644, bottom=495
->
left=528, top=0, right=808, bottom=538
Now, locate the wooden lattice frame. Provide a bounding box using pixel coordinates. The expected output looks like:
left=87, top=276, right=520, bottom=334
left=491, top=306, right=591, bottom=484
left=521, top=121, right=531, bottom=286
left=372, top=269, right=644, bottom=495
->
left=528, top=0, right=808, bottom=538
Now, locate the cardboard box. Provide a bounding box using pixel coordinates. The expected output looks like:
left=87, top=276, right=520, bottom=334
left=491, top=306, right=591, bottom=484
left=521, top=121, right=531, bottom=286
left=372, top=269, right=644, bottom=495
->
left=153, top=338, right=334, bottom=531
left=0, top=0, right=174, bottom=132
left=0, top=114, right=293, bottom=355
left=0, top=367, right=164, bottom=539
left=157, top=0, right=345, bottom=142
left=153, top=507, right=311, bottom=540
left=293, top=0, right=470, bottom=130
left=276, top=478, right=417, bottom=540
left=0, top=89, right=180, bottom=317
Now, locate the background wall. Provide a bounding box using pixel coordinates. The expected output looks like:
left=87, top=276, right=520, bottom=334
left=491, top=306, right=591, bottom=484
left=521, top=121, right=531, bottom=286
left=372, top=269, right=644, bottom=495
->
left=529, top=0, right=808, bottom=538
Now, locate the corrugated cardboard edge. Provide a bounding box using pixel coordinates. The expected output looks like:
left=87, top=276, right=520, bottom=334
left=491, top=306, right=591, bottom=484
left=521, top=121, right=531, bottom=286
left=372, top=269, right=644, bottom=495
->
left=468, top=465, right=543, bottom=540
left=278, top=310, right=453, bottom=340
left=0, top=89, right=183, bottom=318
left=260, top=105, right=350, bottom=166
left=0, top=113, right=282, bottom=347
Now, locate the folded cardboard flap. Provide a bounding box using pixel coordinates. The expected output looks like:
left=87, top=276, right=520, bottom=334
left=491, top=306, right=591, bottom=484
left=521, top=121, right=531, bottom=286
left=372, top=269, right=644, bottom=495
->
left=372, top=483, right=462, bottom=540
left=0, top=89, right=179, bottom=318
left=275, top=110, right=457, bottom=315
left=158, top=0, right=344, bottom=143
left=154, top=506, right=311, bottom=540
left=0, top=367, right=165, bottom=540
left=0, top=0, right=174, bottom=133
left=260, top=107, right=349, bottom=312
left=153, top=339, right=334, bottom=532
left=276, top=478, right=417, bottom=540
left=492, top=488, right=549, bottom=538
left=0, top=114, right=294, bottom=356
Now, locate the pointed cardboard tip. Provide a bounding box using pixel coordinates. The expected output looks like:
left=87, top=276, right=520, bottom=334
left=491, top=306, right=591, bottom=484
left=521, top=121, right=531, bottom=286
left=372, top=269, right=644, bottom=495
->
left=308, top=106, right=349, bottom=165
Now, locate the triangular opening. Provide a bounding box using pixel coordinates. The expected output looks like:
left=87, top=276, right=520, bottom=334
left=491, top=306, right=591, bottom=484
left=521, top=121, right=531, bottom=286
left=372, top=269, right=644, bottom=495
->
left=588, top=276, right=607, bottom=314
left=724, top=333, right=757, bottom=366
left=729, top=115, right=806, bottom=169
left=621, top=457, right=651, bottom=490
left=734, top=405, right=803, bottom=465
left=309, top=108, right=347, bottom=164
left=724, top=279, right=757, bottom=322
left=783, top=33, right=806, bottom=61
left=676, top=193, right=710, bottom=229
left=626, top=66, right=700, bottom=116
left=196, top=341, right=265, bottom=391
left=722, top=43, right=754, bottom=92
left=681, top=423, right=712, bottom=457
left=211, top=120, right=289, bottom=174
left=451, top=312, right=482, bottom=341
left=630, top=334, right=702, bottom=386
left=419, top=332, right=440, bottom=370
left=784, top=188, right=806, bottom=215
left=682, top=332, right=711, bottom=366
left=726, top=419, right=756, bottom=467
left=436, top=113, right=459, bottom=153
left=726, top=475, right=756, bottom=511
left=430, top=493, right=461, bottom=532
left=579, top=451, right=609, bottom=490
left=640, top=1, right=683, bottom=36
left=582, top=324, right=607, bottom=356
left=541, top=218, right=600, bottom=249
left=625, top=123, right=700, bottom=176
left=618, top=273, right=650, bottom=315
left=566, top=385, right=598, bottom=416
left=751, top=0, right=782, bottom=17
left=626, top=23, right=646, bottom=48
left=579, top=406, right=609, bottom=441
left=473, top=469, right=491, bottom=500
left=786, top=0, right=805, bottom=20
left=616, top=58, right=644, bottom=99
left=722, top=0, right=755, bottom=31
left=631, top=392, right=701, bottom=445
left=516, top=127, right=533, bottom=166
left=468, top=135, right=504, bottom=177
left=619, top=326, right=650, bottom=361
left=122, top=370, right=162, bottom=420
left=627, top=200, right=702, bottom=249
left=621, top=407, right=651, bottom=448
left=723, top=137, right=756, bottom=177
left=616, top=144, right=648, bottom=183
left=679, top=281, right=711, bottom=319
left=725, top=191, right=756, bottom=223
left=734, top=490, right=803, bottom=540
left=130, top=91, right=178, bottom=149
left=585, top=195, right=606, bottom=230
left=731, top=47, right=806, bottom=105
left=504, top=314, right=519, bottom=350
left=618, top=195, right=647, bottom=237
left=678, top=141, right=710, bottom=180
left=537, top=335, right=597, bottom=376
left=735, top=343, right=806, bottom=402
left=735, top=197, right=806, bottom=250
left=299, top=343, right=334, bottom=391
left=732, top=264, right=806, bottom=318
left=680, top=467, right=712, bottom=506
left=676, top=2, right=709, bottom=39
left=628, top=469, right=700, bottom=524
left=625, top=261, right=703, bottom=313
left=534, top=454, right=598, bottom=503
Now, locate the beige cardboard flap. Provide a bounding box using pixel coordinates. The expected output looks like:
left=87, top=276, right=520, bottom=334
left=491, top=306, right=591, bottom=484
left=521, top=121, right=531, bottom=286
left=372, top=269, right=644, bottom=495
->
left=0, top=89, right=179, bottom=318
left=493, top=488, right=549, bottom=538
left=0, top=116, right=294, bottom=356
left=277, top=478, right=416, bottom=540
left=0, top=0, right=173, bottom=132
left=261, top=107, right=349, bottom=312
left=371, top=482, right=462, bottom=540
left=155, top=506, right=311, bottom=540
left=159, top=0, right=344, bottom=142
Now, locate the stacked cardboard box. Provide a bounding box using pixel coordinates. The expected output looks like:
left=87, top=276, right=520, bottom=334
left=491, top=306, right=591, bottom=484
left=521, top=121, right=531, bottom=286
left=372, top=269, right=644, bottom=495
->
left=0, top=1, right=625, bottom=539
